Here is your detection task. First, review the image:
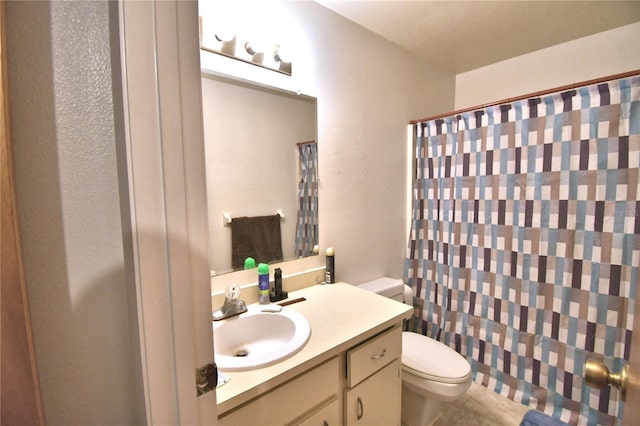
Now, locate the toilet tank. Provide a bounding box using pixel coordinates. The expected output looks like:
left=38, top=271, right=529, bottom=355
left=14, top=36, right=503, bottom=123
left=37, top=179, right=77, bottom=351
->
left=357, top=277, right=411, bottom=303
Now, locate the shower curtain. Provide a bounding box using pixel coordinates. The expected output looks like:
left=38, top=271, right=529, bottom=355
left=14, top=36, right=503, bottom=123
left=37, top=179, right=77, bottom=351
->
left=405, top=76, right=640, bottom=425
left=295, top=141, right=318, bottom=256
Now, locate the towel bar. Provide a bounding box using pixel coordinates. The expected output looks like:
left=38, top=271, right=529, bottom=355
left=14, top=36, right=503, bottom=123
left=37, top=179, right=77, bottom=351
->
left=223, top=210, right=285, bottom=227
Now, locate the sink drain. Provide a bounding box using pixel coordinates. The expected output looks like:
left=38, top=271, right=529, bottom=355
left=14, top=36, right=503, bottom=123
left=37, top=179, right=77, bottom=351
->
left=235, top=349, right=249, bottom=357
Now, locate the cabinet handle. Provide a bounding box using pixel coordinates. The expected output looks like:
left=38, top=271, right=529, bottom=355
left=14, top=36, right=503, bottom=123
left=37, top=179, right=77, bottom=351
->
left=370, top=348, right=386, bottom=360
left=323, top=422, right=328, bottom=426
left=357, top=397, right=364, bottom=420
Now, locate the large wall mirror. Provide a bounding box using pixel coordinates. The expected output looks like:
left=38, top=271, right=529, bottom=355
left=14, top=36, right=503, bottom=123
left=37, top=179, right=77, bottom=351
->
left=201, top=71, right=319, bottom=275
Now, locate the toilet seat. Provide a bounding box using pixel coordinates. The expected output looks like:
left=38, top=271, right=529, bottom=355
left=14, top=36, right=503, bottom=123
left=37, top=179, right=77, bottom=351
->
left=401, top=332, right=472, bottom=384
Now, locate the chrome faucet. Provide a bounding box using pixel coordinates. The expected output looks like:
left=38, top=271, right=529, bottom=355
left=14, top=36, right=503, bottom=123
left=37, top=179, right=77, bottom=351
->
left=212, top=283, right=247, bottom=321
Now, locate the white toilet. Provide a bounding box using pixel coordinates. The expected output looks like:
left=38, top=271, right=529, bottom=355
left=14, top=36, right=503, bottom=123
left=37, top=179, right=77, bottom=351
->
left=358, top=277, right=472, bottom=426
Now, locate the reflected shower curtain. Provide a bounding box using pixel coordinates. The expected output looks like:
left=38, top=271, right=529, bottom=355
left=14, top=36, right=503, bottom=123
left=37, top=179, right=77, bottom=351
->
left=295, top=141, right=318, bottom=256
left=405, top=76, right=640, bottom=425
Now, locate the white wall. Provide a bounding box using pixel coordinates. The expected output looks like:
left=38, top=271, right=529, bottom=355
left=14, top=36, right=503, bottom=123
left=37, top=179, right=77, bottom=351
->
left=204, top=1, right=456, bottom=288
left=306, top=2, right=456, bottom=285
left=7, top=2, right=144, bottom=425
left=455, top=22, right=640, bottom=109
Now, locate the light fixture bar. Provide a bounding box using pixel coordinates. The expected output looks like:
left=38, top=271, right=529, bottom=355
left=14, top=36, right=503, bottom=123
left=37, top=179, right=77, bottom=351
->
left=200, top=17, right=292, bottom=76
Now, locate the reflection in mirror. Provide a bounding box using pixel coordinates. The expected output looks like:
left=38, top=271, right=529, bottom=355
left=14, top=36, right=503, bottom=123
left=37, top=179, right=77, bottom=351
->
left=201, top=72, right=318, bottom=275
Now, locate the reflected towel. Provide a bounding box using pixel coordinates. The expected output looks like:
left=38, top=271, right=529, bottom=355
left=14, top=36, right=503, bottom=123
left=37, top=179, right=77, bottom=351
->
left=231, top=215, right=283, bottom=269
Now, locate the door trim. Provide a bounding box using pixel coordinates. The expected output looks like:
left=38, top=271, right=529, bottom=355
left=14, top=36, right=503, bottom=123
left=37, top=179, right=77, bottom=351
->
left=117, top=1, right=216, bottom=423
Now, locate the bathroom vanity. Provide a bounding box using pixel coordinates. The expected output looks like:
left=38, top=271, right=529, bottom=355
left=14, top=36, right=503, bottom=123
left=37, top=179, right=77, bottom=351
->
left=215, top=283, right=413, bottom=425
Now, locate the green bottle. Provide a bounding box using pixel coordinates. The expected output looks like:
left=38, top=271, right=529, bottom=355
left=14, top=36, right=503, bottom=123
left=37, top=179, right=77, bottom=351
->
left=258, top=263, right=270, bottom=304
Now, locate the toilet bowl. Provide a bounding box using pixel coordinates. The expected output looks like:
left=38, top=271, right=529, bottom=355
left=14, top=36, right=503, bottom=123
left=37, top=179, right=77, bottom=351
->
left=358, top=278, right=472, bottom=426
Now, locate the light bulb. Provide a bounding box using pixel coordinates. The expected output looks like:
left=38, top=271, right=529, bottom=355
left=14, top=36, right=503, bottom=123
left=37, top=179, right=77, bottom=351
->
left=274, top=44, right=292, bottom=63
left=245, top=39, right=268, bottom=55
left=215, top=29, right=235, bottom=43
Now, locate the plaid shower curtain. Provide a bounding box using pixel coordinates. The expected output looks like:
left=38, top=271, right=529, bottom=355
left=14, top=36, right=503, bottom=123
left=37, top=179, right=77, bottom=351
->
left=295, top=141, right=318, bottom=256
left=405, top=76, right=640, bottom=425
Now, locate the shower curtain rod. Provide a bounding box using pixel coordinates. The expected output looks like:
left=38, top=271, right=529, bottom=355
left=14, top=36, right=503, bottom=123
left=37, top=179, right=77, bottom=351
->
left=410, top=69, right=640, bottom=124
left=296, top=140, right=316, bottom=146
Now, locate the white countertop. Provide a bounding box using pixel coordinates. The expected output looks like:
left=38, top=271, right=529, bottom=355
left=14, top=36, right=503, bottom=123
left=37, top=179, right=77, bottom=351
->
left=215, top=282, right=413, bottom=414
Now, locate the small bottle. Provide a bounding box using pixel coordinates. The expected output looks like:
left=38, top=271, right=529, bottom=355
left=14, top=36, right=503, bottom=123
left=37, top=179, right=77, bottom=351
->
left=325, top=247, right=335, bottom=284
left=258, top=263, right=270, bottom=304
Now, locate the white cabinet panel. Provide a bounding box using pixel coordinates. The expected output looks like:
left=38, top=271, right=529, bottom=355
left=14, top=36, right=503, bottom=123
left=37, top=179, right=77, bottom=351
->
left=345, top=360, right=401, bottom=426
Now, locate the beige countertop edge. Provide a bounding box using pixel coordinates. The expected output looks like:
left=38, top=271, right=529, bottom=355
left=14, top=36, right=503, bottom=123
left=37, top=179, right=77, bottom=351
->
left=215, top=282, right=413, bottom=415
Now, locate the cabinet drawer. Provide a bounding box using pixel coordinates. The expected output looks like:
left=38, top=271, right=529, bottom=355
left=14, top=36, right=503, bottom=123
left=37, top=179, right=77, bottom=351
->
left=347, top=326, right=401, bottom=387
left=219, top=357, right=340, bottom=426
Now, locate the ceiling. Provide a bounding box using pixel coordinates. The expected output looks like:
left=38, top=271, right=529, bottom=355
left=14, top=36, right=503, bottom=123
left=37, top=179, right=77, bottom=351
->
left=314, top=1, right=640, bottom=73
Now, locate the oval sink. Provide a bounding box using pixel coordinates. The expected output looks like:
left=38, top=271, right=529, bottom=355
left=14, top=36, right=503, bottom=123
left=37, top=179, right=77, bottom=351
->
left=213, top=305, right=311, bottom=371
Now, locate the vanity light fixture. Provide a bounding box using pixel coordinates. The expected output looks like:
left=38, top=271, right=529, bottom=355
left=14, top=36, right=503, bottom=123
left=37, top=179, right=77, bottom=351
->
left=199, top=16, right=292, bottom=76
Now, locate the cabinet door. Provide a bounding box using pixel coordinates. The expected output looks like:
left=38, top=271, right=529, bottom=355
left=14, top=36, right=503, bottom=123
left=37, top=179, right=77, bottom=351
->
left=345, top=359, right=401, bottom=426
left=296, top=398, right=341, bottom=426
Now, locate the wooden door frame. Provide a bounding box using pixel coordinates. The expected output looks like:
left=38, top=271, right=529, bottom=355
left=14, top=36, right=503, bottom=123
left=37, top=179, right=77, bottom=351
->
left=0, top=1, right=45, bottom=424
left=117, top=0, right=216, bottom=423
left=622, top=285, right=640, bottom=423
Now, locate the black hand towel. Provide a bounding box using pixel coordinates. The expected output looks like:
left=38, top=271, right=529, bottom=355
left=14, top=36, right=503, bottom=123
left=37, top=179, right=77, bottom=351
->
left=231, top=215, right=283, bottom=269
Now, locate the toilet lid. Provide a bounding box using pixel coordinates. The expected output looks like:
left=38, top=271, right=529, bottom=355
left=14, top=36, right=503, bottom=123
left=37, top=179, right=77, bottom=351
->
left=402, top=332, right=471, bottom=384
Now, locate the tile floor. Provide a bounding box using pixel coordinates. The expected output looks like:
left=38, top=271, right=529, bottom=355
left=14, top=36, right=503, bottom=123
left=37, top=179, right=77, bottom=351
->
left=434, top=382, right=531, bottom=426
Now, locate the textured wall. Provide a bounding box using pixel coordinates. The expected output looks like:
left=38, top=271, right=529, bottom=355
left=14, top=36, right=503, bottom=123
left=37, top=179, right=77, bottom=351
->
left=455, top=22, right=640, bottom=109
left=7, top=2, right=144, bottom=424
left=291, top=3, right=456, bottom=285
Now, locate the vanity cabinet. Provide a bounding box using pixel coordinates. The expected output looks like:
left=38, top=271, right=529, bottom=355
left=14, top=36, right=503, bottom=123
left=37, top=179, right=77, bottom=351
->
left=345, top=326, right=402, bottom=426
left=218, top=326, right=403, bottom=426
left=215, top=284, right=412, bottom=426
